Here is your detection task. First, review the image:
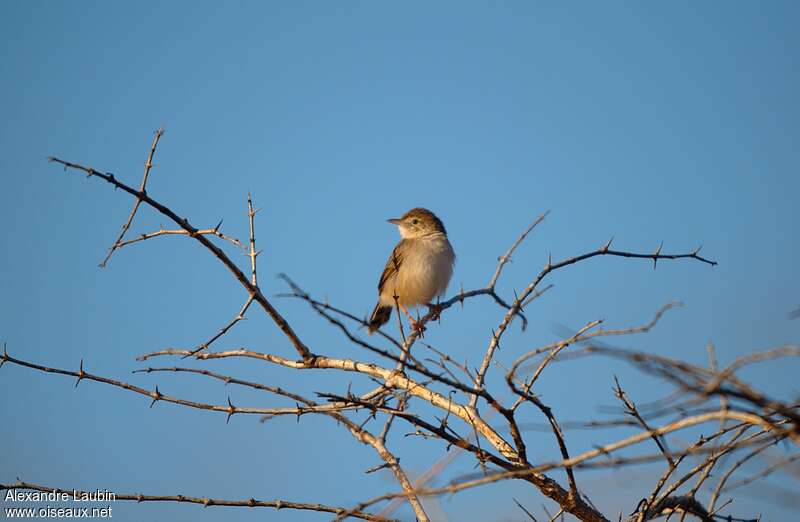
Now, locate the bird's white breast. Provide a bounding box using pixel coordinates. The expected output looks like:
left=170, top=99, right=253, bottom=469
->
left=385, top=235, right=455, bottom=307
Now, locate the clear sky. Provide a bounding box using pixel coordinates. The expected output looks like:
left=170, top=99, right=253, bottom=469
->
left=1, top=2, right=798, bottom=521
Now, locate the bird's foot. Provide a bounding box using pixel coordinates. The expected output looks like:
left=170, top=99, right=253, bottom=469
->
left=409, top=318, right=427, bottom=336
left=426, top=303, right=444, bottom=322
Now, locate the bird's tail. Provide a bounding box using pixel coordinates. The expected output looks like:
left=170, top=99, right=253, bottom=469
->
left=368, top=303, right=393, bottom=334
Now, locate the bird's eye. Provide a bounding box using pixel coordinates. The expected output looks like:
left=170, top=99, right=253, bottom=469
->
left=411, top=219, right=419, bottom=225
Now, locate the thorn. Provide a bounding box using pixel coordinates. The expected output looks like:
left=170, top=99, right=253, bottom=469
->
left=0, top=342, right=8, bottom=369
left=603, top=236, right=614, bottom=252
left=653, top=241, right=663, bottom=270
left=226, top=396, right=235, bottom=424
left=149, top=386, right=161, bottom=408
left=546, top=252, right=552, bottom=270
left=365, top=462, right=392, bottom=474
left=75, top=358, right=85, bottom=388
left=459, top=283, right=465, bottom=309
left=513, top=289, right=525, bottom=313
left=213, top=219, right=223, bottom=232
left=693, top=244, right=704, bottom=256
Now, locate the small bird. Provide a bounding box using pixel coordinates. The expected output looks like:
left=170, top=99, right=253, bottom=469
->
left=368, top=208, right=456, bottom=334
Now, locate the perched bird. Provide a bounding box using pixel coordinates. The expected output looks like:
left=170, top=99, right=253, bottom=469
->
left=368, top=208, right=455, bottom=334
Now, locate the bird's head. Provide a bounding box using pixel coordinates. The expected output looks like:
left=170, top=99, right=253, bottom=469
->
left=388, top=208, right=447, bottom=239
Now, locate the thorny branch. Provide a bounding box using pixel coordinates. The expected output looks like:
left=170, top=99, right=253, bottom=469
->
left=0, top=481, right=393, bottom=522
left=115, top=225, right=242, bottom=249
left=99, top=128, right=164, bottom=267
left=2, top=130, right=794, bottom=521
left=48, top=154, right=314, bottom=362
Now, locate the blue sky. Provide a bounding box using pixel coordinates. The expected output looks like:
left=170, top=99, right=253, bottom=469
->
left=1, top=2, right=798, bottom=521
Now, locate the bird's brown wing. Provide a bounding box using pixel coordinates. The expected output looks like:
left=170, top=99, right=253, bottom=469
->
left=378, top=240, right=407, bottom=295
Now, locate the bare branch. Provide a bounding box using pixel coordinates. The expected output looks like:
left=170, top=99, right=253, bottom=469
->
left=514, top=497, right=540, bottom=521
left=246, top=192, right=259, bottom=285
left=184, top=296, right=255, bottom=358
left=471, top=246, right=713, bottom=409
left=0, top=480, right=393, bottom=521
left=613, top=376, right=674, bottom=467
left=721, top=452, right=800, bottom=493
left=99, top=128, right=164, bottom=267
left=488, top=211, right=549, bottom=288
left=49, top=154, right=314, bottom=361
left=116, top=226, right=242, bottom=249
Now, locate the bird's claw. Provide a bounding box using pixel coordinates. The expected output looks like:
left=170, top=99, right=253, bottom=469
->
left=427, top=303, right=443, bottom=322
left=410, top=319, right=426, bottom=336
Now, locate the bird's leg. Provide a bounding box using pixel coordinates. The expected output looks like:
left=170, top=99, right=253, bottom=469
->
left=400, top=304, right=426, bottom=335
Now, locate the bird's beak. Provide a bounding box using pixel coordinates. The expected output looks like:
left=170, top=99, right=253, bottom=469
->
left=387, top=218, right=402, bottom=225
